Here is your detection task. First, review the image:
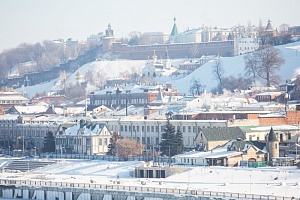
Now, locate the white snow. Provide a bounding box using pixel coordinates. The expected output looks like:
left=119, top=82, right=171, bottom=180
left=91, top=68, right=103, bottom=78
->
left=16, top=41, right=300, bottom=99
left=2, top=159, right=299, bottom=198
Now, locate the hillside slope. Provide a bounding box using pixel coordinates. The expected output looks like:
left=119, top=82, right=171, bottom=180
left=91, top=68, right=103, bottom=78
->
left=17, top=41, right=300, bottom=98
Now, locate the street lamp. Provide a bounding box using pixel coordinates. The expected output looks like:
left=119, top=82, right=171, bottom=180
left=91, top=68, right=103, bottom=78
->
left=60, top=147, right=64, bottom=159
left=34, top=147, right=36, bottom=157
left=168, top=146, right=171, bottom=167
left=217, top=171, right=220, bottom=192
left=249, top=175, right=252, bottom=194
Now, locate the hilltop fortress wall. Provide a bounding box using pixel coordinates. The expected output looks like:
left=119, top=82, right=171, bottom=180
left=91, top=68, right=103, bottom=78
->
left=109, top=41, right=234, bottom=60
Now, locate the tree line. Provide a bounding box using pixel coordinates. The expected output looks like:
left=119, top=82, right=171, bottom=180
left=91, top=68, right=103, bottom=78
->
left=0, top=40, right=98, bottom=82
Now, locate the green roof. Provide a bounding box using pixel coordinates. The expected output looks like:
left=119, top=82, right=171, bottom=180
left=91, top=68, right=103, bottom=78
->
left=170, top=18, right=179, bottom=36
left=201, top=127, right=245, bottom=141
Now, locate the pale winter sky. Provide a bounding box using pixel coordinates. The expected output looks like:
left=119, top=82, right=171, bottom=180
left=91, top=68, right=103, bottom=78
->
left=0, top=0, right=299, bottom=53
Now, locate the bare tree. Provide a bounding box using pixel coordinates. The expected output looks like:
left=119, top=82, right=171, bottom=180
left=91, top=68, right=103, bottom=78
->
left=245, top=45, right=285, bottom=87
left=244, top=53, right=259, bottom=87
left=211, top=59, right=225, bottom=88
left=190, top=77, right=204, bottom=95
left=222, top=74, right=252, bottom=92
left=58, top=70, right=68, bottom=94
left=116, top=138, right=144, bottom=160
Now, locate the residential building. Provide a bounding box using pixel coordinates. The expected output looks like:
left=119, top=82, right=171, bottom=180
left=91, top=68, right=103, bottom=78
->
left=173, top=139, right=268, bottom=167
left=194, top=127, right=246, bottom=151
left=56, top=120, right=111, bottom=155
left=0, top=115, right=60, bottom=153
left=0, top=91, right=29, bottom=111
left=30, top=95, right=70, bottom=106
left=89, top=84, right=180, bottom=110
left=254, top=92, right=282, bottom=102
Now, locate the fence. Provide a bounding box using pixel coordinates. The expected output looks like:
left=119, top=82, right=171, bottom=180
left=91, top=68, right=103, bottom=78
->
left=37, top=153, right=170, bottom=163
left=0, top=178, right=297, bottom=200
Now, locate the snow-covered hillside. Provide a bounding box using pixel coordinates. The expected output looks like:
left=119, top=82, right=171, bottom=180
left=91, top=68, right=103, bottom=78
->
left=170, top=41, right=300, bottom=94
left=17, top=41, right=300, bottom=98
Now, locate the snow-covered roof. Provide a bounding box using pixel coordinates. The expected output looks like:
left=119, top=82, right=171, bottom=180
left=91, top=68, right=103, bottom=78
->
left=12, top=105, right=49, bottom=114
left=64, top=123, right=107, bottom=136
left=250, top=125, right=299, bottom=132
left=259, top=112, right=285, bottom=118
left=174, top=147, right=242, bottom=159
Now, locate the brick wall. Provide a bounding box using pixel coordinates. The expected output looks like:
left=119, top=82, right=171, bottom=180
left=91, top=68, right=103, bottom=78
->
left=286, top=110, right=300, bottom=124
left=259, top=117, right=287, bottom=125
left=259, top=110, right=300, bottom=125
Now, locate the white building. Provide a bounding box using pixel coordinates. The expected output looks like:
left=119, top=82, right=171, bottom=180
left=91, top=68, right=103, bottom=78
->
left=174, top=28, right=203, bottom=43
left=142, top=32, right=170, bottom=44
left=56, top=120, right=112, bottom=155
left=95, top=118, right=228, bottom=150
left=234, top=37, right=259, bottom=55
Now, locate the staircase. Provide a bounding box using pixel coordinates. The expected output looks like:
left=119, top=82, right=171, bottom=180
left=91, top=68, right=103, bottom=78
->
left=3, top=160, right=56, bottom=172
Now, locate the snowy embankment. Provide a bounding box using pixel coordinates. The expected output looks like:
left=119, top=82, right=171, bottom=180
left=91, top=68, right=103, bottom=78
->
left=1, top=159, right=299, bottom=198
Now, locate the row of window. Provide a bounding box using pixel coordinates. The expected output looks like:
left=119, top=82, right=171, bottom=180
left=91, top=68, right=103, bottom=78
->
left=56, top=138, right=108, bottom=146
left=239, top=46, right=256, bottom=50
left=239, top=40, right=257, bottom=43
left=120, top=125, right=201, bottom=133
left=125, top=136, right=194, bottom=146
left=93, top=98, right=148, bottom=106
left=0, top=130, right=47, bottom=137
left=0, top=100, right=25, bottom=104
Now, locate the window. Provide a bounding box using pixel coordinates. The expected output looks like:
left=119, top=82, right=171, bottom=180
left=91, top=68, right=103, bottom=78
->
left=104, top=138, right=107, bottom=145
left=147, top=126, right=150, bottom=132
left=99, top=138, right=102, bottom=145
left=137, top=126, right=140, bottom=132
left=288, top=133, right=291, bottom=140
left=151, top=126, right=154, bottom=132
